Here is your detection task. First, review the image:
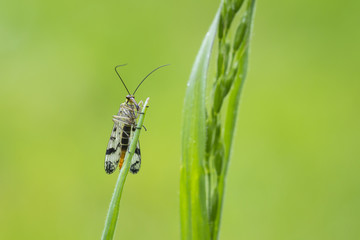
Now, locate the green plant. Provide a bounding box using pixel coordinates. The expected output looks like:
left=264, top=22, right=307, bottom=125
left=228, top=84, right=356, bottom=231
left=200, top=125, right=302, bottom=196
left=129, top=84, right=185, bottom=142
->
left=101, top=98, right=150, bottom=240
left=180, top=0, right=256, bottom=239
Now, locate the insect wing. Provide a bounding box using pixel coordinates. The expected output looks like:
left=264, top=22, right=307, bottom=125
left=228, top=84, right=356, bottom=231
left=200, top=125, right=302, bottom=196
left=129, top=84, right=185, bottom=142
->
left=104, top=123, right=122, bottom=174
left=130, top=141, right=141, bottom=174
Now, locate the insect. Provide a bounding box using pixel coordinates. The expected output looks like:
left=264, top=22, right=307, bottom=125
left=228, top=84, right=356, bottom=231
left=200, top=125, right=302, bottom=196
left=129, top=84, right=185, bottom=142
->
left=105, top=64, right=168, bottom=174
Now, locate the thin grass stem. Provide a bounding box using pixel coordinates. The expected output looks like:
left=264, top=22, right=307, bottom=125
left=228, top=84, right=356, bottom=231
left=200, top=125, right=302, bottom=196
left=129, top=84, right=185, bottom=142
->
left=101, top=98, right=150, bottom=240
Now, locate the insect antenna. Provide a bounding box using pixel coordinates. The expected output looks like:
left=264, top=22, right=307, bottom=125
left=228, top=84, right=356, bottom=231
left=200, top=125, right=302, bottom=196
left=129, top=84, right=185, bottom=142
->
left=115, top=64, right=131, bottom=95
left=132, top=64, right=170, bottom=95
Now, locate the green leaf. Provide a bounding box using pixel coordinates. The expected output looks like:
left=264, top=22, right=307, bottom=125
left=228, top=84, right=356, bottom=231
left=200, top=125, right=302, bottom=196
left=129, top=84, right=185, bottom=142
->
left=180, top=0, right=256, bottom=239
left=180, top=9, right=221, bottom=240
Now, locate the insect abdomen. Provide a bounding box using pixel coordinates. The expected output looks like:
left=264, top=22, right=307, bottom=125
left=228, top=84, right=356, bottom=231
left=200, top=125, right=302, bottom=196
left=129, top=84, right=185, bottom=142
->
left=118, top=125, right=131, bottom=169
left=121, top=125, right=131, bottom=148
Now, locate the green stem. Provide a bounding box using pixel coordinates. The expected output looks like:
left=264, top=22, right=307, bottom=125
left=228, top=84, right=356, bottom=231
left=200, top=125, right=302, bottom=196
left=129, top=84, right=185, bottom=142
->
left=101, top=98, right=150, bottom=240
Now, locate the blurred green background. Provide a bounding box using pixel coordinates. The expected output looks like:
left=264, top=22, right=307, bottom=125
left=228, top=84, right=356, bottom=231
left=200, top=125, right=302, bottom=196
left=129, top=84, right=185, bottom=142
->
left=1, top=0, right=360, bottom=239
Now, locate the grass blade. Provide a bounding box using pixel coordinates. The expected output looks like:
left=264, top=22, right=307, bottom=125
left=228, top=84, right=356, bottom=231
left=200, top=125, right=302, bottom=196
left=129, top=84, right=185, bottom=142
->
left=180, top=9, right=221, bottom=240
left=181, top=0, right=256, bottom=239
left=101, top=98, right=150, bottom=240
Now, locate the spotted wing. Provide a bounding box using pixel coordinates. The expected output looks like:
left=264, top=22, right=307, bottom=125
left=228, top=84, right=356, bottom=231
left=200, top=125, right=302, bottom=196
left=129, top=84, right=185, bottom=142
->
left=130, top=141, right=141, bottom=174
left=104, top=123, right=122, bottom=174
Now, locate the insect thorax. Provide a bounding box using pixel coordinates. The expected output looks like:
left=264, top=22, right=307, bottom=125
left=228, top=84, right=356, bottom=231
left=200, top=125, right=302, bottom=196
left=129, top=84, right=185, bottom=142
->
left=113, top=102, right=138, bottom=126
